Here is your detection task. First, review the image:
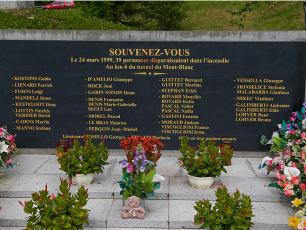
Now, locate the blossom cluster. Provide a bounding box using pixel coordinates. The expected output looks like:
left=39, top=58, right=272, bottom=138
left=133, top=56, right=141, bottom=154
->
left=260, top=103, right=306, bottom=229
left=121, top=145, right=151, bottom=174
left=0, top=126, right=17, bottom=169
left=120, top=136, right=163, bottom=164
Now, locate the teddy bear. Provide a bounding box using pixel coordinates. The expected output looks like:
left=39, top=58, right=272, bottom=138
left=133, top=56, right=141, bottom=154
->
left=121, top=196, right=145, bottom=219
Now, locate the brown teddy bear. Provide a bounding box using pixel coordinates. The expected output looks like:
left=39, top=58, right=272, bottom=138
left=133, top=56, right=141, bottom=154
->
left=121, top=196, right=145, bottom=219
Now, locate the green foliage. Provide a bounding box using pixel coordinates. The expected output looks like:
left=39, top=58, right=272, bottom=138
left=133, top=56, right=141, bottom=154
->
left=0, top=8, right=130, bottom=30
left=179, top=137, right=228, bottom=177
left=23, top=179, right=89, bottom=229
left=194, top=186, right=254, bottom=230
left=80, top=1, right=186, bottom=30
left=118, top=168, right=160, bottom=200
left=57, top=138, right=109, bottom=178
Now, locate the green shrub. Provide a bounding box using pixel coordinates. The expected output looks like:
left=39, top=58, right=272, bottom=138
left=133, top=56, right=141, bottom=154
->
left=178, top=137, right=227, bottom=177
left=22, top=179, right=89, bottom=229
left=194, top=186, right=254, bottom=230
left=80, top=1, right=186, bottom=30
left=57, top=138, right=109, bottom=178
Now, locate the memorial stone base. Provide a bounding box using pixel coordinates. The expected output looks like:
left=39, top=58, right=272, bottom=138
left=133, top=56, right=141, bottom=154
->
left=0, top=150, right=291, bottom=229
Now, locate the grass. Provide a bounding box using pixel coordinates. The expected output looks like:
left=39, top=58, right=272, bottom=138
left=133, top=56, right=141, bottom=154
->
left=0, top=2, right=304, bottom=30
left=0, top=8, right=130, bottom=30
left=182, top=1, right=305, bottom=30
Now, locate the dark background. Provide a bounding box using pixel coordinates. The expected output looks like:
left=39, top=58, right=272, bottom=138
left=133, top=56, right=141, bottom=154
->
left=0, top=41, right=304, bottom=151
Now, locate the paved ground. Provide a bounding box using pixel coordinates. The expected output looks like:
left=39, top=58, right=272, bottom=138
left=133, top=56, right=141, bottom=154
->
left=0, top=150, right=291, bottom=229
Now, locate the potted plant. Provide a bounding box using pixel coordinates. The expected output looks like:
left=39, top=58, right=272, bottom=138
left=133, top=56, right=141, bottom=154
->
left=20, top=179, right=89, bottom=229
left=57, top=136, right=109, bottom=185
left=117, top=143, right=164, bottom=219
left=194, top=186, right=254, bottom=229
left=178, top=137, right=229, bottom=189
left=0, top=126, right=18, bottom=173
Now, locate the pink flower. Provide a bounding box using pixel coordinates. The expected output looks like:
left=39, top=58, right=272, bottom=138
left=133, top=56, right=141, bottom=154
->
left=290, top=130, right=296, bottom=135
left=277, top=180, right=283, bottom=187
left=302, top=133, right=306, bottom=139
left=0, top=128, right=3, bottom=136
left=291, top=177, right=300, bottom=185
left=6, top=135, right=15, bottom=143
left=300, top=183, right=306, bottom=191
left=291, top=162, right=298, bottom=168
left=5, top=159, right=13, bottom=165
left=284, top=189, right=295, bottom=196
left=290, top=116, right=296, bottom=122
left=127, top=164, right=134, bottom=173
left=50, top=194, right=56, bottom=200
left=276, top=172, right=286, bottom=181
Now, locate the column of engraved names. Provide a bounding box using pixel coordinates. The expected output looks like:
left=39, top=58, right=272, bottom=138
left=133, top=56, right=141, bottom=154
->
left=159, top=77, right=210, bottom=136
left=11, top=76, right=56, bottom=131
left=85, top=76, right=138, bottom=140
left=234, top=77, right=290, bottom=122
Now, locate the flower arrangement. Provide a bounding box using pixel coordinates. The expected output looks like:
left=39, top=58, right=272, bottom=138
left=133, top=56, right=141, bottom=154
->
left=20, top=179, right=89, bottom=229
left=0, top=126, right=18, bottom=169
left=178, top=137, right=228, bottom=178
left=56, top=137, right=109, bottom=179
left=120, top=136, right=164, bottom=164
left=260, top=103, right=306, bottom=229
left=117, top=143, right=164, bottom=200
left=194, top=186, right=254, bottom=229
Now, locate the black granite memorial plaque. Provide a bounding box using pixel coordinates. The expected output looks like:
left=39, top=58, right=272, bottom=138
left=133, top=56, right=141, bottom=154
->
left=0, top=41, right=304, bottom=150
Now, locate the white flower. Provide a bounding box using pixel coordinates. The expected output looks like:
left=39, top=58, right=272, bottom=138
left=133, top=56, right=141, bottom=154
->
left=153, top=174, right=165, bottom=182
left=272, top=132, right=279, bottom=138
left=259, top=156, right=272, bottom=169
left=0, top=141, right=9, bottom=153
left=277, top=124, right=282, bottom=129
left=284, top=166, right=300, bottom=180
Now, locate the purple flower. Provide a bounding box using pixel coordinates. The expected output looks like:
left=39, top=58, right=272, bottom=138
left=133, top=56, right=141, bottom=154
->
left=121, top=159, right=127, bottom=168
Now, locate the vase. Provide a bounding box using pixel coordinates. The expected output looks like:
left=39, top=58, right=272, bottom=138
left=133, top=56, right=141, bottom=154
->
left=75, top=173, right=94, bottom=185
left=187, top=174, right=214, bottom=189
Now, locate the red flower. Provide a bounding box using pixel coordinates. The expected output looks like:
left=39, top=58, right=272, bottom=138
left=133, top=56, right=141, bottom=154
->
left=300, top=183, right=306, bottom=191
left=291, top=177, right=300, bottom=185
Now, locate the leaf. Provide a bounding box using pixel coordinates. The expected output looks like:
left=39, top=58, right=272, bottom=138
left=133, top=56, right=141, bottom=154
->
left=268, top=182, right=283, bottom=191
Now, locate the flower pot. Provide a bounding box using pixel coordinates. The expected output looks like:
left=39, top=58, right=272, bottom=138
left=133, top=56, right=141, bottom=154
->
left=187, top=174, right=214, bottom=189
left=75, top=173, right=94, bottom=185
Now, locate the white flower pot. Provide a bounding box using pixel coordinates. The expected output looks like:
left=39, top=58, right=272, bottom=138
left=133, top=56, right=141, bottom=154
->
left=187, top=174, right=214, bottom=189
left=76, top=173, right=94, bottom=185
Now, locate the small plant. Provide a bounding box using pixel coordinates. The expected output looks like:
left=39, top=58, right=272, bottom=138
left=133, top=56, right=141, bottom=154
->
left=20, top=179, right=89, bottom=229
left=117, top=144, right=163, bottom=200
left=219, top=144, right=234, bottom=166
left=57, top=137, right=109, bottom=178
left=178, top=137, right=227, bottom=177
left=194, top=186, right=254, bottom=230
left=0, top=126, right=18, bottom=169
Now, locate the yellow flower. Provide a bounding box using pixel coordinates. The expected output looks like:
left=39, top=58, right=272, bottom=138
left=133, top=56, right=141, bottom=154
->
left=288, top=216, right=300, bottom=229
left=292, top=198, right=304, bottom=207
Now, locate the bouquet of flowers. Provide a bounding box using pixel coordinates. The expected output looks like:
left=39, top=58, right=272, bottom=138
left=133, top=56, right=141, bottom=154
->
left=0, top=126, right=17, bottom=169
left=259, top=103, right=306, bottom=229
left=117, top=144, right=164, bottom=200
left=120, top=136, right=164, bottom=165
